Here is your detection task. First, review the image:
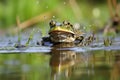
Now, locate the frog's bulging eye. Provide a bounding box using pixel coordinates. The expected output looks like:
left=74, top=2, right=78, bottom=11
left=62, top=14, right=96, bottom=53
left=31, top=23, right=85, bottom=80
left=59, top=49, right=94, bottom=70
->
left=70, top=24, right=73, bottom=27
left=67, top=22, right=70, bottom=25
left=49, top=20, right=56, bottom=28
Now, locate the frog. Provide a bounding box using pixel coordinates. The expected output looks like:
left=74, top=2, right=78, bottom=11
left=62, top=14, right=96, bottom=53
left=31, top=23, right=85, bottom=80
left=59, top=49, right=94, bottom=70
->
left=42, top=20, right=94, bottom=46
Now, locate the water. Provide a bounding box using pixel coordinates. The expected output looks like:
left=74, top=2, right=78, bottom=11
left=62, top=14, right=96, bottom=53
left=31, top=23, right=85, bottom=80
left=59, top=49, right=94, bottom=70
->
left=0, top=50, right=120, bottom=80
left=0, top=33, right=120, bottom=80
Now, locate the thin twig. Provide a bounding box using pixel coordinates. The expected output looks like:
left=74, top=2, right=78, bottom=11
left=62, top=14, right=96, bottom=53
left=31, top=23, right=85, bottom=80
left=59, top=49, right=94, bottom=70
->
left=112, top=0, right=117, bottom=10
left=116, top=3, right=120, bottom=16
left=16, top=16, right=21, bottom=44
left=9, top=11, right=53, bottom=34
left=16, top=16, right=21, bottom=28
left=69, top=0, right=82, bottom=21
left=18, top=12, right=52, bottom=30
left=107, top=0, right=114, bottom=17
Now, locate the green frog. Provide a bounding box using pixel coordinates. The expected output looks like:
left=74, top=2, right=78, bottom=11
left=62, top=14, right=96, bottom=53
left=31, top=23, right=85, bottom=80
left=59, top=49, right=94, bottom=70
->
left=42, top=20, right=94, bottom=46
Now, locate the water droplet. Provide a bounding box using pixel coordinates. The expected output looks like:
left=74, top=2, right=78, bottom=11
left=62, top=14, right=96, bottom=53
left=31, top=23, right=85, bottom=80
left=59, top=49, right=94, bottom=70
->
left=44, top=16, right=47, bottom=19
left=32, top=28, right=35, bottom=32
left=36, top=1, right=40, bottom=4
left=46, top=6, right=48, bottom=8
left=89, top=25, right=92, bottom=27
left=52, top=16, right=55, bottom=18
left=63, top=2, right=66, bottom=5
left=83, top=26, right=86, bottom=29
left=73, top=23, right=80, bottom=29
left=92, top=8, right=100, bottom=18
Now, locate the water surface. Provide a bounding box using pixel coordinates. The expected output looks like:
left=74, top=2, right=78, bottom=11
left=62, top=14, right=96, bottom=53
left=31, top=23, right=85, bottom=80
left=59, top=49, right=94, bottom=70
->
left=0, top=34, right=120, bottom=80
left=0, top=49, right=120, bottom=80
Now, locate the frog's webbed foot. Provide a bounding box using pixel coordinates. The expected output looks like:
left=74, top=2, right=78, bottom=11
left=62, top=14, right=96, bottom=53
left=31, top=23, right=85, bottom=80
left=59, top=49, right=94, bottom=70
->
left=83, top=34, right=96, bottom=46
left=75, top=33, right=96, bottom=46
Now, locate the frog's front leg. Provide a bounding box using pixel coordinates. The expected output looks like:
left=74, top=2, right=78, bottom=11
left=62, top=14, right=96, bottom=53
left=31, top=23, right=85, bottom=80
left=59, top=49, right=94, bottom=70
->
left=83, top=34, right=95, bottom=46
left=74, top=36, right=84, bottom=46
left=41, top=37, right=53, bottom=46
left=75, top=34, right=95, bottom=46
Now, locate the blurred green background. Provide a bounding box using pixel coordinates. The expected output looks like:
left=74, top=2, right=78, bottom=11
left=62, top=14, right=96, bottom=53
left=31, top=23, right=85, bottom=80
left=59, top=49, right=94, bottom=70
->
left=0, top=0, right=118, bottom=31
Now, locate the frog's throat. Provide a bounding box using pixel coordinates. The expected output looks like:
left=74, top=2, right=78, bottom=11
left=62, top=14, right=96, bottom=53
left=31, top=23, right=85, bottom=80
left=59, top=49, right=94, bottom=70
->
left=50, top=34, right=76, bottom=42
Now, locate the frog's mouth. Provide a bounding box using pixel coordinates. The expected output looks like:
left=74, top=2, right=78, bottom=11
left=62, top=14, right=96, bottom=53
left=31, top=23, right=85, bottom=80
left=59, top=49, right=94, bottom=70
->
left=49, top=31, right=75, bottom=42
left=49, top=26, right=75, bottom=34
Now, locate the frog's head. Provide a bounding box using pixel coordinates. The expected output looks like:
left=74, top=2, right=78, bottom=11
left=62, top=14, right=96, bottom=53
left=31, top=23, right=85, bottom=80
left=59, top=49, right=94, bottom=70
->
left=49, top=20, right=76, bottom=42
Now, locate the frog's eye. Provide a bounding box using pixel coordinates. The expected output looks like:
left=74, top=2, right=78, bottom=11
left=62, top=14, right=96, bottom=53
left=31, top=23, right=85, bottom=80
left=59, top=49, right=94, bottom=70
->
left=67, top=22, right=70, bottom=25
left=49, top=20, right=56, bottom=27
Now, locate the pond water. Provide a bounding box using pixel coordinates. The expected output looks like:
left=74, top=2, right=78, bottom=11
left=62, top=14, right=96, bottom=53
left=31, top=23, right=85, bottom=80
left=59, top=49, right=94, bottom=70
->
left=0, top=50, right=120, bottom=80
left=0, top=34, right=120, bottom=80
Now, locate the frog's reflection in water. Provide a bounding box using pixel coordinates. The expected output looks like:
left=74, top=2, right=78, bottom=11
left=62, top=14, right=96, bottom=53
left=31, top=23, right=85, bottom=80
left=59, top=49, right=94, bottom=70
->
left=50, top=43, right=82, bottom=80
left=49, top=42, right=80, bottom=80
left=49, top=42, right=120, bottom=80
left=111, top=54, right=120, bottom=80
